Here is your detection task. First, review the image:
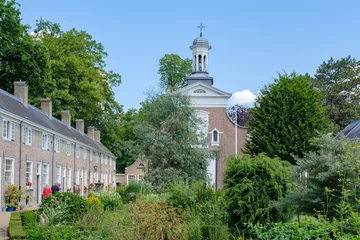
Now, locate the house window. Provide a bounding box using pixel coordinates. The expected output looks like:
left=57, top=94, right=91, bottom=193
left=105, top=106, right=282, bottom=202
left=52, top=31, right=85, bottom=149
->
left=138, top=175, right=143, bottom=182
left=42, top=164, right=49, bottom=187
left=90, top=171, right=93, bottom=184
left=66, top=142, right=71, bottom=156
left=101, top=154, right=103, bottom=164
left=83, top=149, right=87, bottom=160
left=56, top=165, right=61, bottom=184
left=42, top=133, right=49, bottom=150
left=26, top=161, right=33, bottom=186
left=76, top=169, right=80, bottom=185
left=195, top=110, right=209, bottom=148
left=67, top=168, right=72, bottom=189
left=84, top=170, right=87, bottom=187
left=193, top=89, right=206, bottom=93
left=113, top=160, right=116, bottom=170
left=96, top=152, right=99, bottom=163
left=76, top=146, right=80, bottom=158
left=211, top=129, right=219, bottom=146
left=2, top=119, right=15, bottom=141
left=54, top=137, right=60, bottom=153
left=36, top=163, right=41, bottom=175
left=23, top=125, right=32, bottom=146
left=127, top=174, right=136, bottom=184
left=5, top=158, right=14, bottom=188
left=90, top=151, right=93, bottom=161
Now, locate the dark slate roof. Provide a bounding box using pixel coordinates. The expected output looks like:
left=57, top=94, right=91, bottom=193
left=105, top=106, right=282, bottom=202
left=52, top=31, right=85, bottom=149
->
left=335, top=120, right=360, bottom=140
left=0, top=88, right=115, bottom=157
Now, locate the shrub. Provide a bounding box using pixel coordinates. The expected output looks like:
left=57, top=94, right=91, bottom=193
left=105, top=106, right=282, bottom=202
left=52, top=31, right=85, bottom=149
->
left=26, top=226, right=91, bottom=240
left=22, top=210, right=37, bottom=228
left=9, top=212, right=26, bottom=239
left=98, top=191, right=122, bottom=211
left=167, top=181, right=196, bottom=211
left=38, top=192, right=89, bottom=224
left=224, top=154, right=290, bottom=231
left=121, top=182, right=150, bottom=203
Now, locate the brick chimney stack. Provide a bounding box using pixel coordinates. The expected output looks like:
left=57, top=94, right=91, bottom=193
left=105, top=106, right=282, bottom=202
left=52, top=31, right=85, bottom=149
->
left=40, top=98, right=52, bottom=119
left=75, top=119, right=84, bottom=134
left=87, top=126, right=95, bottom=139
left=94, top=130, right=100, bottom=142
left=61, top=110, right=71, bottom=127
left=14, top=81, right=28, bottom=107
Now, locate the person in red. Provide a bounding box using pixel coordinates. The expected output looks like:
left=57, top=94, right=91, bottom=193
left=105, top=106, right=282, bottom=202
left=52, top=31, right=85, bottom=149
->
left=42, top=184, right=52, bottom=198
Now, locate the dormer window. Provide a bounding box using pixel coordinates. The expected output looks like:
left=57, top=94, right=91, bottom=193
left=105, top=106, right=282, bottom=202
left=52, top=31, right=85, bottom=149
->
left=211, top=129, right=219, bottom=146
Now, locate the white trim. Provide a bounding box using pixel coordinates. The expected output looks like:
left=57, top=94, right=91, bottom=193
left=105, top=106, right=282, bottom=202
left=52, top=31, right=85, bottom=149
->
left=56, top=165, right=61, bottom=184
left=42, top=163, right=49, bottom=187
left=211, top=128, right=219, bottom=146
left=66, top=142, right=71, bottom=156
left=4, top=158, right=15, bottom=188
left=25, top=161, right=33, bottom=188
left=42, top=133, right=49, bottom=150
left=127, top=174, right=136, bottom=185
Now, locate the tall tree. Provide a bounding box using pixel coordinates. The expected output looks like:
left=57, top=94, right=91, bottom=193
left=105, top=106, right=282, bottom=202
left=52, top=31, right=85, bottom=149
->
left=312, top=56, right=360, bottom=132
left=244, top=72, right=328, bottom=164
left=137, top=92, right=207, bottom=188
left=158, top=54, right=192, bottom=92
left=0, top=0, right=49, bottom=95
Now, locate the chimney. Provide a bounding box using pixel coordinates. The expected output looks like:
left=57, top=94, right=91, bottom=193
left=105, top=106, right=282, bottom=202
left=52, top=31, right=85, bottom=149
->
left=61, top=110, right=71, bottom=127
left=75, top=119, right=84, bottom=134
left=14, top=81, right=28, bottom=107
left=94, top=130, right=100, bottom=142
left=87, top=126, right=95, bottom=139
left=41, top=98, right=52, bottom=119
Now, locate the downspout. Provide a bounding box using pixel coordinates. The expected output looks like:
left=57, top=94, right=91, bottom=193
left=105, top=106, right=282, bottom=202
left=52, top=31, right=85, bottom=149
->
left=19, top=121, right=22, bottom=188
left=73, top=143, right=76, bottom=193
left=51, top=134, right=55, bottom=186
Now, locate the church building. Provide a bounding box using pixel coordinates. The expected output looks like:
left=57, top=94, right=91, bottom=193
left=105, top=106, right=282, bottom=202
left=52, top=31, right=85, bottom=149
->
left=179, top=25, right=247, bottom=189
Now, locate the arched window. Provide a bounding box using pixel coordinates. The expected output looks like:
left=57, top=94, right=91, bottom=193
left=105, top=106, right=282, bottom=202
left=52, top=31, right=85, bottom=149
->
left=212, top=129, right=219, bottom=146
left=204, top=55, right=207, bottom=71
left=198, top=54, right=202, bottom=71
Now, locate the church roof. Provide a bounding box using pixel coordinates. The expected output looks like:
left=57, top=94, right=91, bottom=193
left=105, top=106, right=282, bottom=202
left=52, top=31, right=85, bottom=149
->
left=193, top=37, right=210, bottom=46
left=335, top=120, right=360, bottom=140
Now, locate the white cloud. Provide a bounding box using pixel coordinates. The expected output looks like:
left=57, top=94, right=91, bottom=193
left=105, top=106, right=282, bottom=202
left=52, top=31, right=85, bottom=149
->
left=231, top=90, right=257, bottom=106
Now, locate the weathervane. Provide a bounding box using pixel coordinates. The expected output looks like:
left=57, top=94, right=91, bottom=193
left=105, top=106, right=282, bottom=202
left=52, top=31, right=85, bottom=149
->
left=197, top=23, right=205, bottom=37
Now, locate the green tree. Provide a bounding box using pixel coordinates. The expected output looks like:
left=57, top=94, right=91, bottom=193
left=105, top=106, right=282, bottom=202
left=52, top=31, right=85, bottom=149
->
left=158, top=54, right=192, bottom=92
left=312, top=56, right=360, bottom=131
left=244, top=72, right=328, bottom=164
left=224, top=154, right=290, bottom=230
left=285, top=135, right=360, bottom=219
left=137, top=92, right=207, bottom=188
left=0, top=0, right=49, bottom=95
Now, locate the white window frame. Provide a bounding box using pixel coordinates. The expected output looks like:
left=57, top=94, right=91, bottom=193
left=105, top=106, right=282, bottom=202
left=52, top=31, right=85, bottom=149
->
left=101, top=154, right=103, bottom=164
left=83, top=148, right=87, bottom=160
left=90, top=171, right=93, bottom=184
left=90, top=151, right=93, bottom=161
left=2, top=119, right=15, bottom=141
left=84, top=170, right=87, bottom=187
left=67, top=168, right=72, bottom=189
left=54, top=137, right=60, bottom=153
left=42, top=133, right=49, bottom=150
left=66, top=142, right=71, bottom=156
left=211, top=128, right=219, bottom=146
left=76, top=169, right=80, bottom=185
left=127, top=174, right=136, bottom=185
left=76, top=146, right=80, bottom=158
left=96, top=153, right=99, bottom=163
left=5, top=158, right=15, bottom=188
left=56, top=165, right=61, bottom=184
left=23, top=125, right=32, bottom=146
left=63, top=167, right=66, bottom=191
left=26, top=161, right=33, bottom=187
left=42, top=163, right=49, bottom=187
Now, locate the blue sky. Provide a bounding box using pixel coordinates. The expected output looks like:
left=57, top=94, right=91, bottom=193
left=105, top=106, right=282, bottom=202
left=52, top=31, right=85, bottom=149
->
left=17, top=0, right=360, bottom=110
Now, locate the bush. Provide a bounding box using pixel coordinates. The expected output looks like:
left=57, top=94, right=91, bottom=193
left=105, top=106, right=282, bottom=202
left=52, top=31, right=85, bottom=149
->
left=22, top=210, right=37, bottom=228
left=98, top=191, right=122, bottom=211
left=26, top=226, right=91, bottom=240
left=121, top=182, right=150, bottom=203
left=38, top=192, right=89, bottom=224
left=168, top=181, right=197, bottom=211
left=9, top=212, right=26, bottom=239
left=224, top=154, right=290, bottom=231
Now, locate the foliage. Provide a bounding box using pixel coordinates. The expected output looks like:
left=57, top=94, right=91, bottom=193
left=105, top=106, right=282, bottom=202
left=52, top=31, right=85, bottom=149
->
left=246, top=217, right=353, bottom=240
left=0, top=0, right=49, bottom=97
left=312, top=56, right=360, bottom=131
left=38, top=192, right=89, bottom=224
left=224, top=154, right=290, bottom=231
left=244, top=72, right=328, bottom=164
left=158, top=54, right=192, bottom=92
left=98, top=191, right=122, bottom=211
left=137, top=92, right=208, bottom=188
left=120, top=182, right=150, bottom=203
left=9, top=212, right=26, bottom=239
left=26, top=226, right=91, bottom=240
left=286, top=136, right=360, bottom=219
left=22, top=210, right=37, bottom=228
left=227, top=105, right=252, bottom=127
left=5, top=184, right=22, bottom=199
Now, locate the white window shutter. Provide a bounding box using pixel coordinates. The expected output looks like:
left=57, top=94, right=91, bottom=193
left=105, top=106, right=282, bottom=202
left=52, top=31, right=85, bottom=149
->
left=11, top=122, right=15, bottom=141
left=3, top=119, right=7, bottom=138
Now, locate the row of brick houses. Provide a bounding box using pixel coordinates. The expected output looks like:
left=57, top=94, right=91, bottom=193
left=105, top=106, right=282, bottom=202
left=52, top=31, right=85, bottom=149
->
left=0, top=81, right=116, bottom=208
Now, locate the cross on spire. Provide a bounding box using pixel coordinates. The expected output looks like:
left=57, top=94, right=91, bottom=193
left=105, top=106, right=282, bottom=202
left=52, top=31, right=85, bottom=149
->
left=197, top=23, right=205, bottom=37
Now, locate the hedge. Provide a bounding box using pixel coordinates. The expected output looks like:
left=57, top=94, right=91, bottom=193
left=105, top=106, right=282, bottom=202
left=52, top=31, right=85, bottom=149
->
left=8, top=212, right=26, bottom=239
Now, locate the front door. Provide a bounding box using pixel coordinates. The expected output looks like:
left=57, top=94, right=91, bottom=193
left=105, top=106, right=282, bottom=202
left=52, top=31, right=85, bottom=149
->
left=36, top=163, right=41, bottom=205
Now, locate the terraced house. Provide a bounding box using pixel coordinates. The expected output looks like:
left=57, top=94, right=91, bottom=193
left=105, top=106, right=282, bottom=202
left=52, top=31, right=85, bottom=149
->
left=0, top=81, right=116, bottom=208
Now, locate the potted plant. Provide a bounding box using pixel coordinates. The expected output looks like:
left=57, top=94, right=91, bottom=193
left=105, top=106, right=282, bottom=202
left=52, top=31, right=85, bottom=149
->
left=5, top=185, right=22, bottom=203
left=84, top=186, right=88, bottom=192
left=6, top=203, right=16, bottom=212
left=26, top=181, right=32, bottom=189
